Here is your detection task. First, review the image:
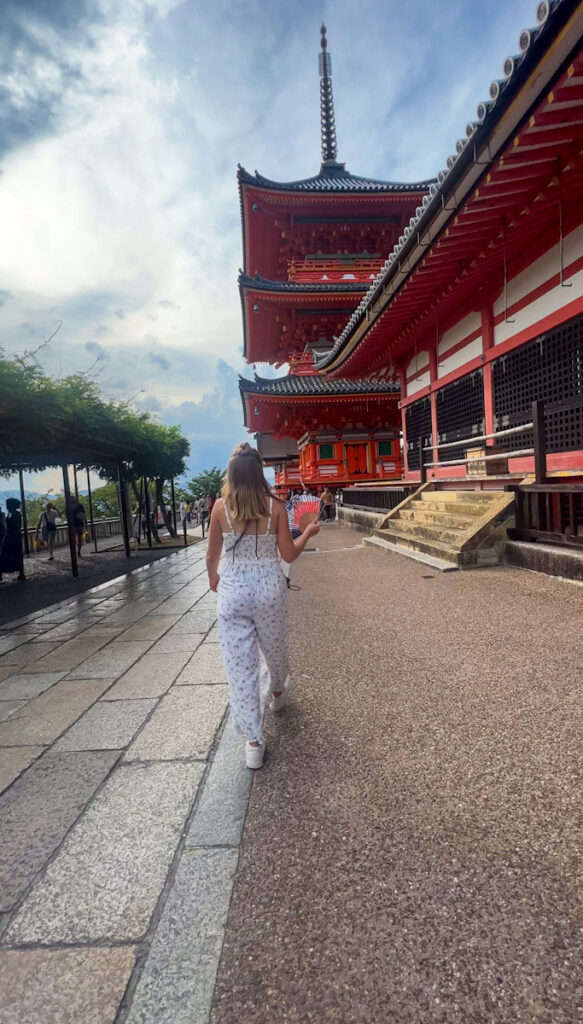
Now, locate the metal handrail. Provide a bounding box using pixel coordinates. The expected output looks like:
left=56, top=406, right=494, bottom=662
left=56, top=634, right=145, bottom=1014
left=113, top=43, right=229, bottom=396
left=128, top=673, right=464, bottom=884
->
left=422, top=421, right=534, bottom=453
left=425, top=447, right=534, bottom=469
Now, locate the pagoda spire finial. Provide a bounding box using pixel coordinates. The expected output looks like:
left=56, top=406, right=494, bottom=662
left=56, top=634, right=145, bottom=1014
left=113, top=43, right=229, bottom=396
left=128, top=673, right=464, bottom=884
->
left=318, top=23, right=338, bottom=164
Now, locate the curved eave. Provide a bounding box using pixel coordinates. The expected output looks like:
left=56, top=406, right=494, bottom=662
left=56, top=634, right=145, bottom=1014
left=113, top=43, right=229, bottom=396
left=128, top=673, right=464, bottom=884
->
left=237, top=164, right=435, bottom=194
left=316, top=0, right=583, bottom=375
left=239, top=273, right=367, bottom=295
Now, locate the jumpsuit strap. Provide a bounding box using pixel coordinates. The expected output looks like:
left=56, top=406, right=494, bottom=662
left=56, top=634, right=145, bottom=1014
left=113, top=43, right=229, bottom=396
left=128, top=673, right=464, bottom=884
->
left=265, top=496, right=273, bottom=534
left=223, top=502, right=235, bottom=533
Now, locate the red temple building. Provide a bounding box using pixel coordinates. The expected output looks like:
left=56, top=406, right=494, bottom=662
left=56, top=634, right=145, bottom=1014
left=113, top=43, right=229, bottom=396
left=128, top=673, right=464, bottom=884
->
left=238, top=25, right=433, bottom=493
left=312, top=0, right=583, bottom=565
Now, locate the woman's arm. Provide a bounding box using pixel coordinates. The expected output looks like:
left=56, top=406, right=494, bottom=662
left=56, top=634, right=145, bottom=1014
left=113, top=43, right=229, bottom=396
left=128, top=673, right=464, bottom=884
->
left=276, top=502, right=319, bottom=563
left=206, top=500, right=224, bottom=592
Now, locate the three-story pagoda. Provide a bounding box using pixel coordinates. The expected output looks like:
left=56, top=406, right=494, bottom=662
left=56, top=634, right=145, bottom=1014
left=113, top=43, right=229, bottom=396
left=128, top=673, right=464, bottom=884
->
left=238, top=25, right=434, bottom=493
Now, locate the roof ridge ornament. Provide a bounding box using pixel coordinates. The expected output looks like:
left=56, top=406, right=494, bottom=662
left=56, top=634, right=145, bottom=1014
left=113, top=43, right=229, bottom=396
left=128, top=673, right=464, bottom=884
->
left=319, top=24, right=341, bottom=169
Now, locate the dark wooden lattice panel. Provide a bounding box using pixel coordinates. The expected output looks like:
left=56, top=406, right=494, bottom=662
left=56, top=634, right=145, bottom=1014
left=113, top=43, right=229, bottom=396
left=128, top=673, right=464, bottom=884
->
left=436, top=370, right=485, bottom=463
left=493, top=313, right=583, bottom=452
left=405, top=396, right=432, bottom=470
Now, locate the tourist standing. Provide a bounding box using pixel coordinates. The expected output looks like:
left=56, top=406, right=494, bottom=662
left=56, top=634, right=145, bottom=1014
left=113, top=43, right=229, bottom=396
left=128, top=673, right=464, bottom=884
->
left=206, top=442, right=319, bottom=769
left=0, top=498, right=25, bottom=581
left=322, top=487, right=334, bottom=521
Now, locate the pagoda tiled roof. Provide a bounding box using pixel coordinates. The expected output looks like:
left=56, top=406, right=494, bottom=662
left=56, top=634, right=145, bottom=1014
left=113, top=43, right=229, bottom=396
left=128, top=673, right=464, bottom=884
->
left=315, top=0, right=578, bottom=373
left=239, top=272, right=366, bottom=294
left=239, top=374, right=399, bottom=397
left=237, top=164, right=434, bottom=195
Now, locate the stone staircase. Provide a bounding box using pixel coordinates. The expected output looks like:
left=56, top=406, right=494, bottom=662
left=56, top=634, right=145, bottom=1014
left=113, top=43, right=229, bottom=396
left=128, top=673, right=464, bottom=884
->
left=364, top=484, right=515, bottom=570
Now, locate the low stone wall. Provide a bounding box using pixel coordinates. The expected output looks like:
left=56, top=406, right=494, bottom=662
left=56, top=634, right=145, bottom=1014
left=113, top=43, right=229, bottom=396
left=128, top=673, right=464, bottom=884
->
left=338, top=507, right=384, bottom=533
left=505, top=539, right=583, bottom=582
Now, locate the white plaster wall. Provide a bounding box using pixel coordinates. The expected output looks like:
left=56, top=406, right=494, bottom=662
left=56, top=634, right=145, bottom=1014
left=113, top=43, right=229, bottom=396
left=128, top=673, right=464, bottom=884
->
left=405, top=370, right=431, bottom=397
left=493, top=222, right=583, bottom=323
left=494, top=265, right=583, bottom=346
left=438, top=311, right=481, bottom=356
left=406, top=352, right=429, bottom=379
left=437, top=336, right=483, bottom=378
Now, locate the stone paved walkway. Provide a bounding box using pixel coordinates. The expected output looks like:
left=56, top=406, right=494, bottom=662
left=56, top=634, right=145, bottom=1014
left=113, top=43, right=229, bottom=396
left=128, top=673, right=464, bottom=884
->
left=0, top=542, right=249, bottom=1024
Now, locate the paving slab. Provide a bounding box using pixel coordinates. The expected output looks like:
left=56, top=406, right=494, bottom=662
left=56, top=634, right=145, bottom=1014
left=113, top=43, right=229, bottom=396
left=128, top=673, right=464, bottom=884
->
left=186, top=720, right=251, bottom=848
left=103, top=652, right=191, bottom=699
left=0, top=672, right=66, bottom=701
left=0, top=749, right=119, bottom=911
left=0, top=747, right=45, bottom=797
left=148, top=634, right=204, bottom=655
left=154, top=598, right=198, bottom=615
left=4, top=762, right=203, bottom=944
left=53, top=699, right=156, bottom=751
left=202, top=626, right=220, bottom=643
left=68, top=640, right=153, bottom=679
left=100, top=601, right=162, bottom=626
left=175, top=644, right=225, bottom=686
left=0, top=702, right=27, bottom=724
left=30, top=634, right=112, bottom=673
left=0, top=946, right=136, bottom=1024
left=0, top=636, right=29, bottom=658
left=126, top=848, right=238, bottom=1024
left=115, top=615, right=180, bottom=642
left=124, top=686, right=228, bottom=762
left=168, top=610, right=217, bottom=635
left=0, top=678, right=111, bottom=747
left=0, top=642, right=60, bottom=670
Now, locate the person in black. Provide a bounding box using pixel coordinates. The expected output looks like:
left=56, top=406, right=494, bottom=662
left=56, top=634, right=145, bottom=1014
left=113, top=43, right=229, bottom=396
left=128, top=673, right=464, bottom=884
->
left=70, top=499, right=87, bottom=557
left=0, top=498, right=25, bottom=581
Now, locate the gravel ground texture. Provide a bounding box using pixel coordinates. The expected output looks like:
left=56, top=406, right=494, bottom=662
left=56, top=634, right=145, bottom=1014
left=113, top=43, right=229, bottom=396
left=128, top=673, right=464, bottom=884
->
left=211, top=527, right=583, bottom=1024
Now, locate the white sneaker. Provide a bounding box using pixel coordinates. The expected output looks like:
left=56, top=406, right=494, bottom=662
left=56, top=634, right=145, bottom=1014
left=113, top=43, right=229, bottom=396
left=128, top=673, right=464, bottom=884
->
left=245, top=741, right=264, bottom=769
left=270, top=690, right=288, bottom=712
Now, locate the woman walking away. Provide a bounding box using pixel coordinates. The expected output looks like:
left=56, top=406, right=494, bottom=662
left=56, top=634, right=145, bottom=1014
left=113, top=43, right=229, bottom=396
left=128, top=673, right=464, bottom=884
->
left=322, top=487, right=335, bottom=521
left=36, top=502, right=61, bottom=560
left=206, top=442, right=319, bottom=769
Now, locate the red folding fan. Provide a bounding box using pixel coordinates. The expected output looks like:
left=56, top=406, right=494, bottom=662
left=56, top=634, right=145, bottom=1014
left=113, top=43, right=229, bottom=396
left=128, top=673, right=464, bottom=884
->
left=292, top=497, right=321, bottom=532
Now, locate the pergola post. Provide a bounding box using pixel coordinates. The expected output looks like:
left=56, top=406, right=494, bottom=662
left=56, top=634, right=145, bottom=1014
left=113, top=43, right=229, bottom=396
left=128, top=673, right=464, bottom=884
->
left=143, top=477, right=153, bottom=548
left=62, top=463, right=79, bottom=578
left=171, top=476, right=177, bottom=534
left=18, top=469, right=30, bottom=557
left=73, top=464, right=80, bottom=502
left=86, top=468, right=98, bottom=554
left=117, top=464, right=131, bottom=559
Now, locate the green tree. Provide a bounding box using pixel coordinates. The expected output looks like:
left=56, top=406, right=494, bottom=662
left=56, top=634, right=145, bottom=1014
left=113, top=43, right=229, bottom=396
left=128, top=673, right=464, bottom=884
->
left=91, top=482, right=120, bottom=519
left=183, top=467, right=225, bottom=502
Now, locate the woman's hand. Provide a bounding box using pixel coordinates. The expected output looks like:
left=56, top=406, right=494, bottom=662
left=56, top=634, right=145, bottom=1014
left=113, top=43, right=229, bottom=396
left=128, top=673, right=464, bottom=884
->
left=208, top=572, right=220, bottom=593
left=304, top=520, right=320, bottom=539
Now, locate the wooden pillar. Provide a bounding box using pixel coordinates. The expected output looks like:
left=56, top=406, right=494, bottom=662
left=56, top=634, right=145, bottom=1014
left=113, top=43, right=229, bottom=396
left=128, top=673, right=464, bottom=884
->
left=73, top=464, right=80, bottom=502
left=533, top=400, right=547, bottom=485
left=428, top=347, right=438, bottom=473
left=86, top=468, right=98, bottom=554
left=171, top=476, right=177, bottom=533
left=62, top=463, right=79, bottom=578
left=143, top=476, right=153, bottom=549
left=117, top=464, right=131, bottom=559
left=398, top=368, right=409, bottom=478
left=18, top=469, right=30, bottom=557
left=482, top=304, right=495, bottom=444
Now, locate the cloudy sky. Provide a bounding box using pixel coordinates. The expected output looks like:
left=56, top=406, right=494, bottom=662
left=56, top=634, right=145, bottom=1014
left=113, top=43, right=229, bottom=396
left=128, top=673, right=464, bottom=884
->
left=1, top=0, right=539, bottom=490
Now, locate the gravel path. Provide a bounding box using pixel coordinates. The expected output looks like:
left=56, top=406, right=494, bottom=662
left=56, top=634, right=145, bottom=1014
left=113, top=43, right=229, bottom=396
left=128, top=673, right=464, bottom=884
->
left=211, top=529, right=583, bottom=1024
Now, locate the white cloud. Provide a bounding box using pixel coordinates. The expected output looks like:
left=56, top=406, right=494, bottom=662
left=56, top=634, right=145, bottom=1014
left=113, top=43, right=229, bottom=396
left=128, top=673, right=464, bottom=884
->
left=1, top=0, right=540, bottom=487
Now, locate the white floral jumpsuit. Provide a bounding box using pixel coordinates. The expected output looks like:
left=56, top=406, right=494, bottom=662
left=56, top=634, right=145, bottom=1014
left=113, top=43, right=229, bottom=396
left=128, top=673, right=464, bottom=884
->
left=217, top=499, right=290, bottom=744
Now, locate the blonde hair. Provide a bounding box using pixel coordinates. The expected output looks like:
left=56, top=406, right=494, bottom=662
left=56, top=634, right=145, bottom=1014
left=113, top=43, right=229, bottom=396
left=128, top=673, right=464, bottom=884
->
left=222, top=443, right=271, bottom=522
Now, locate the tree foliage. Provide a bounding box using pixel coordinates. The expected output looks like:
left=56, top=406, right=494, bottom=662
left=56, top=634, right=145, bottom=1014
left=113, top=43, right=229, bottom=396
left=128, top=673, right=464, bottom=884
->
left=181, top=467, right=225, bottom=501
left=0, top=352, right=190, bottom=500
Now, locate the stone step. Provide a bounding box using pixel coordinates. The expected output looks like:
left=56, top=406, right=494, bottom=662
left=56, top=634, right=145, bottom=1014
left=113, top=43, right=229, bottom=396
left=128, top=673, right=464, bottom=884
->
left=413, top=498, right=487, bottom=516
left=363, top=535, right=459, bottom=572
left=373, top=527, right=462, bottom=564
left=382, top=517, right=467, bottom=547
left=420, top=490, right=493, bottom=505
left=399, top=507, right=477, bottom=529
